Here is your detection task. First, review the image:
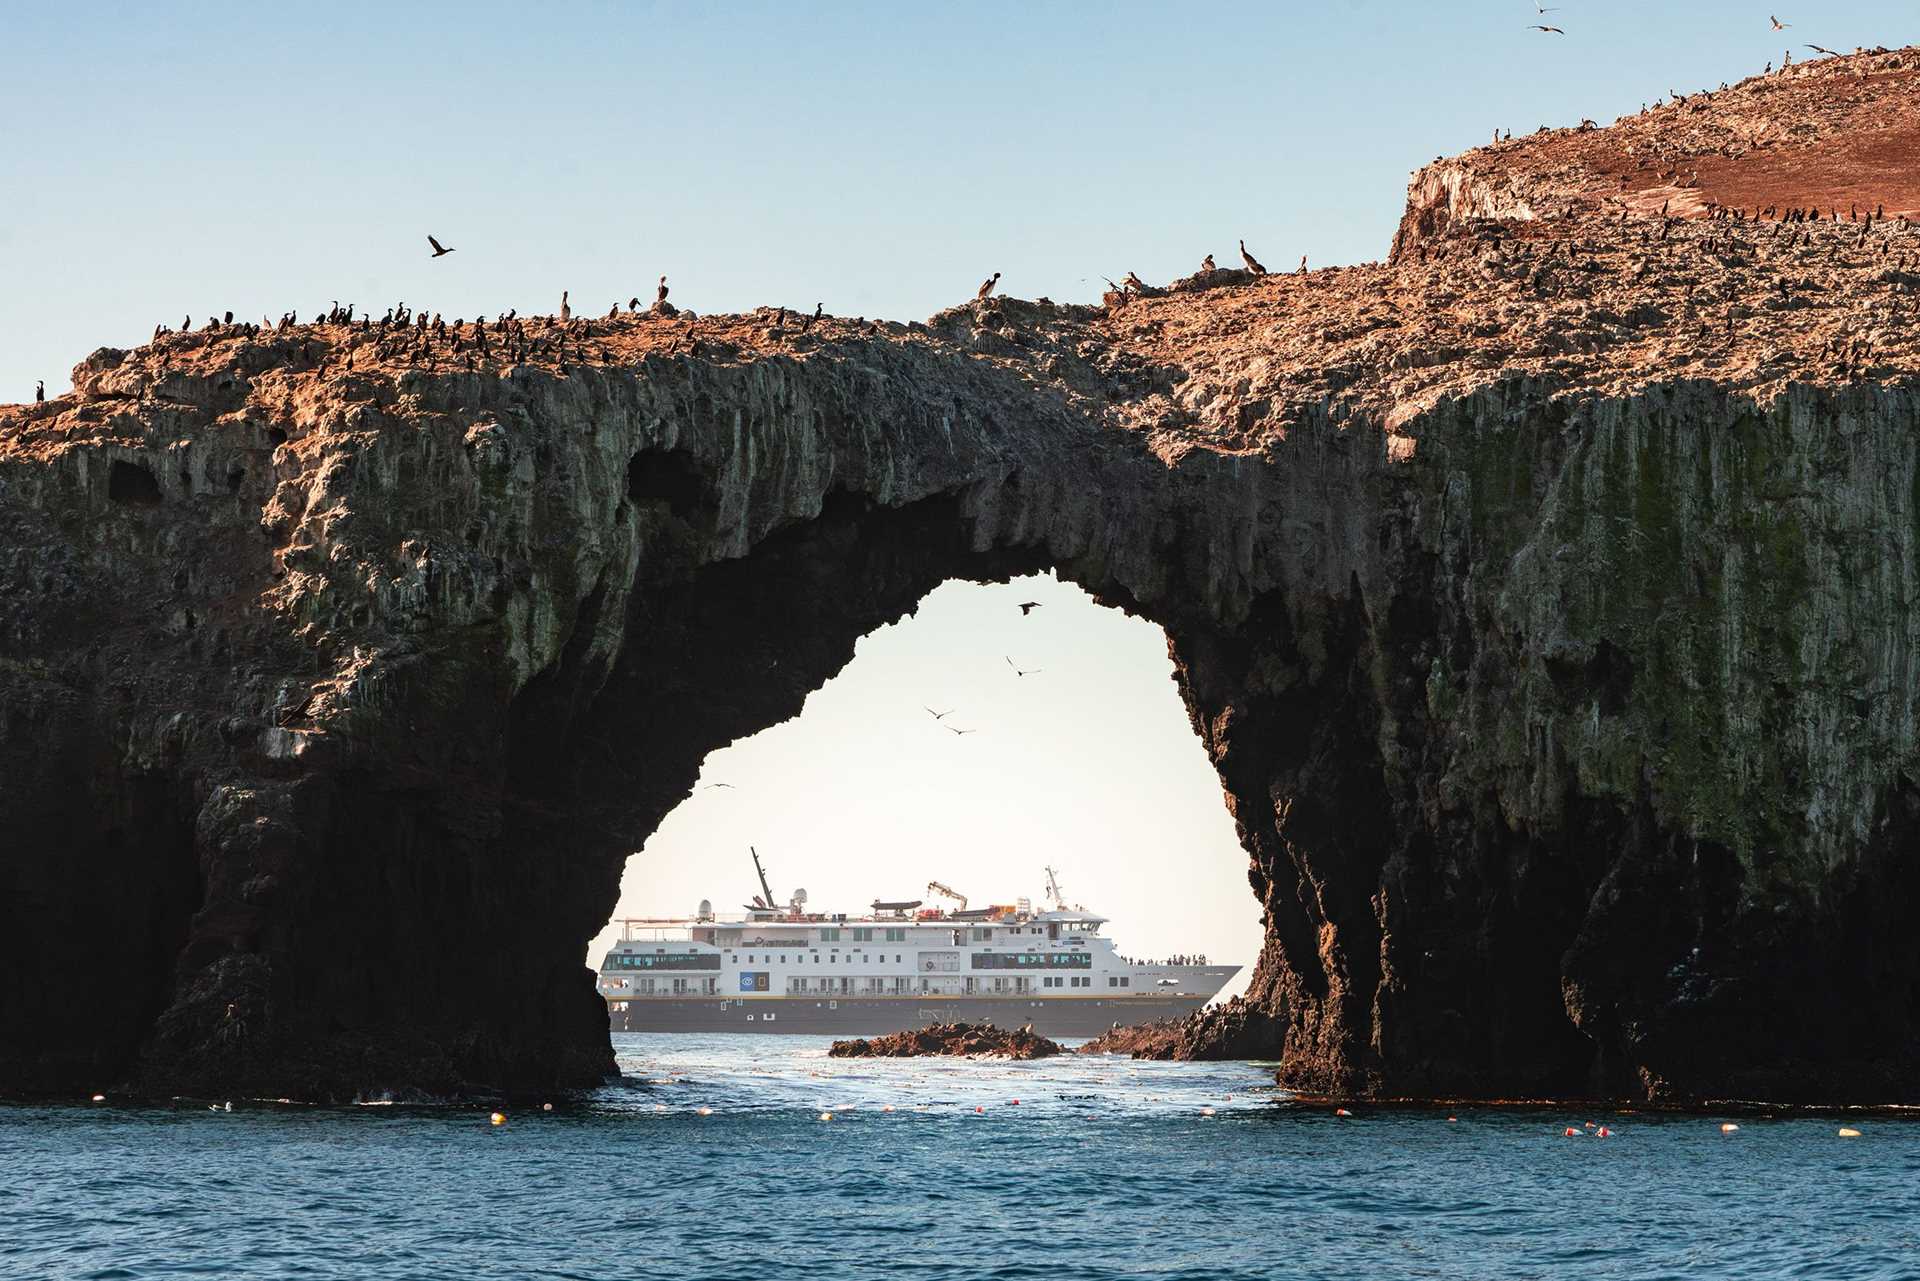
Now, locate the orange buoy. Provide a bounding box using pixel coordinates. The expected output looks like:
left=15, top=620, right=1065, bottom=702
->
left=818, top=1112, right=833, bottom=1122
left=1596, top=1126, right=1612, bottom=1138
left=489, top=1112, right=506, bottom=1126
left=1720, top=1123, right=1740, bottom=1133
left=1010, top=1099, right=1020, bottom=1106
left=974, top=1105, right=985, bottom=1113
left=1335, top=1108, right=1353, bottom=1117
left=1563, top=1127, right=1580, bottom=1137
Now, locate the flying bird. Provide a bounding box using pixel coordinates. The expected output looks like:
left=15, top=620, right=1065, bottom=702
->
left=925, top=707, right=953, bottom=720
left=946, top=726, right=976, bottom=737
left=1239, top=239, right=1266, bottom=274
left=1770, top=15, right=1789, bottom=29
left=977, top=271, right=1001, bottom=299
left=703, top=782, right=735, bottom=790
left=1528, top=24, right=1565, bottom=34
left=1005, top=656, right=1043, bottom=678
left=427, top=235, right=455, bottom=258
left=1017, top=601, right=1042, bottom=615
left=1805, top=43, right=1838, bottom=55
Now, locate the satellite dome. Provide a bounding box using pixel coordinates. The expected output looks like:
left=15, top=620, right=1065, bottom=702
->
left=697, top=898, right=713, bottom=920
left=791, top=888, right=808, bottom=906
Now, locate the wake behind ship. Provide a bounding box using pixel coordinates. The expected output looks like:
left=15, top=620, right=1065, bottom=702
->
left=597, top=858, right=1238, bottom=1037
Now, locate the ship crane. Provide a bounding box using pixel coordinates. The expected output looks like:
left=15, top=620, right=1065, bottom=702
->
left=926, top=880, right=968, bottom=912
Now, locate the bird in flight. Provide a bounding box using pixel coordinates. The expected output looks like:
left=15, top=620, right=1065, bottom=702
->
left=925, top=707, right=953, bottom=720
left=1017, top=601, right=1043, bottom=615
left=703, top=782, right=735, bottom=790
left=1805, top=43, right=1838, bottom=55
left=427, top=235, right=455, bottom=258
left=1528, top=24, right=1565, bottom=34
left=1005, top=656, right=1043, bottom=678
left=1770, top=15, right=1789, bottom=30
left=946, top=726, right=976, bottom=737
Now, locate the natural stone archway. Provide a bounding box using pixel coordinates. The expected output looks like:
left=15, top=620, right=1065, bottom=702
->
left=5, top=49, right=1920, bottom=1102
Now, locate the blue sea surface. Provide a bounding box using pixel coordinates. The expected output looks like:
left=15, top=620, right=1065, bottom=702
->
left=3, top=1033, right=1917, bottom=1280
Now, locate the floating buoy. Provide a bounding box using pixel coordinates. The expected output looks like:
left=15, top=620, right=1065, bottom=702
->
left=1200, top=1106, right=1216, bottom=1117
left=1009, top=1098, right=1020, bottom=1106
left=541, top=1103, right=553, bottom=1112
left=696, top=1106, right=713, bottom=1116
left=1584, top=1121, right=1596, bottom=1129
left=1838, top=1127, right=1862, bottom=1138
left=974, top=1105, right=985, bottom=1113
left=653, top=1103, right=667, bottom=1112
left=881, top=1104, right=895, bottom=1113
left=1563, top=1127, right=1581, bottom=1137
left=1335, top=1108, right=1353, bottom=1117
left=819, top=1112, right=833, bottom=1122
left=489, top=1112, right=506, bottom=1126
left=1595, top=1126, right=1612, bottom=1138
left=1446, top=1116, right=1458, bottom=1123
left=1720, top=1123, right=1740, bottom=1133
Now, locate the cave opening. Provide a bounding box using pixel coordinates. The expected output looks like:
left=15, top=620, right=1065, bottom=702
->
left=583, top=572, right=1262, bottom=1006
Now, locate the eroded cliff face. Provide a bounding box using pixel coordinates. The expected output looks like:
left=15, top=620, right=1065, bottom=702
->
left=4, top=48, right=1919, bottom=1102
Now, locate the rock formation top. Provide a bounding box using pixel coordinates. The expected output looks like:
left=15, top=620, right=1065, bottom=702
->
left=5, top=48, right=1918, bottom=469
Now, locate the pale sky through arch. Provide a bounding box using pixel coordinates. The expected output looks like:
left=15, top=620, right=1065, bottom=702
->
left=585, top=573, right=1263, bottom=1000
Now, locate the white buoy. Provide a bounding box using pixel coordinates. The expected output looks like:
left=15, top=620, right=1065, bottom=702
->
left=1838, top=1127, right=1862, bottom=1138
left=1720, top=1123, right=1740, bottom=1133
left=819, top=1111, right=833, bottom=1122
left=697, top=1106, right=713, bottom=1116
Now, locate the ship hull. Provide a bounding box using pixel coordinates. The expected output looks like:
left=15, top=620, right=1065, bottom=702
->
left=607, top=995, right=1215, bottom=1038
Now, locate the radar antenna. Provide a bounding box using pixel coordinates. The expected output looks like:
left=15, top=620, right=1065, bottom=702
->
left=926, top=880, right=969, bottom=912
left=1043, top=865, right=1067, bottom=910
left=750, top=846, right=777, bottom=909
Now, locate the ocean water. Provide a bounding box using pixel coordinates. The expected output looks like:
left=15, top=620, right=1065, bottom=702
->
left=3, top=1034, right=1917, bottom=1281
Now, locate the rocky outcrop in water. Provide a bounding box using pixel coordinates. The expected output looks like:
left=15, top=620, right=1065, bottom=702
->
left=4, top=48, right=1919, bottom=1103
left=829, top=1023, right=1062, bottom=1060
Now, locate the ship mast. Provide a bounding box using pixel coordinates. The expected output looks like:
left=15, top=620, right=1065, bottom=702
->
left=750, top=846, right=777, bottom=909
left=926, top=880, right=968, bottom=912
left=1044, top=865, right=1067, bottom=910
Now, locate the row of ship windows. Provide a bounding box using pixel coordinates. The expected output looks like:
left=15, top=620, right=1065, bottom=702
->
left=816, top=928, right=910, bottom=942
left=1040, top=977, right=1129, bottom=988
left=741, top=954, right=907, bottom=965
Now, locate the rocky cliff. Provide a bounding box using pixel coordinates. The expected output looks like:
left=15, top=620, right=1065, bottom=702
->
left=4, top=48, right=1919, bottom=1102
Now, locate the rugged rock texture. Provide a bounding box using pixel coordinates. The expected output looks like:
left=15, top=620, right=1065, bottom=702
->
left=4, top=48, right=1919, bottom=1102
left=828, top=1022, right=1062, bottom=1060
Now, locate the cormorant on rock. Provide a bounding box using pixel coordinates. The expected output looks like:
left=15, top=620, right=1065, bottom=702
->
left=1298, top=255, right=1308, bottom=274
left=1122, top=271, right=1147, bottom=293
left=1200, top=253, right=1216, bottom=273
left=629, top=297, right=640, bottom=312
left=977, top=271, right=1000, bottom=299
left=559, top=290, right=571, bottom=323
left=656, top=276, right=669, bottom=305
left=428, top=234, right=455, bottom=258
left=813, top=302, right=823, bottom=320
left=1239, top=240, right=1266, bottom=274
left=35, top=380, right=45, bottom=403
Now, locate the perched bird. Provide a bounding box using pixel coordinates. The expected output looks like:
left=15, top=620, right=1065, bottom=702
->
left=1200, top=253, right=1216, bottom=272
left=1528, top=25, right=1565, bottom=34
left=1017, top=601, right=1042, bottom=615
left=559, top=290, right=571, bottom=323
left=1298, top=254, right=1308, bottom=274
left=1122, top=270, right=1148, bottom=293
left=35, top=379, right=45, bottom=403
left=977, top=271, right=1000, bottom=300
left=1005, top=656, right=1043, bottom=678
left=628, top=297, right=640, bottom=311
left=925, top=706, right=953, bottom=720
left=656, top=276, right=669, bottom=305
left=428, top=234, right=455, bottom=258
left=1239, top=239, right=1267, bottom=274
left=1770, top=15, right=1789, bottom=29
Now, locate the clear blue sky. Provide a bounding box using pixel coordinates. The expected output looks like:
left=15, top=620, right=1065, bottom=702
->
left=5, top=1, right=1909, bottom=399
left=6, top=3, right=1911, bottom=987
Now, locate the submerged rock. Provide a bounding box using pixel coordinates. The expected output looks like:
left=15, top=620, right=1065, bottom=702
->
left=829, top=1023, right=1062, bottom=1060
left=4, top=49, right=1920, bottom=1103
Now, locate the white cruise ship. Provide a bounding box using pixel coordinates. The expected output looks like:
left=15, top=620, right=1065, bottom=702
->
left=597, top=857, right=1239, bottom=1037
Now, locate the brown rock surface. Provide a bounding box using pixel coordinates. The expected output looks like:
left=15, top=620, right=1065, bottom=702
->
left=3, top=48, right=1919, bottom=1102
left=828, top=1022, right=1062, bottom=1060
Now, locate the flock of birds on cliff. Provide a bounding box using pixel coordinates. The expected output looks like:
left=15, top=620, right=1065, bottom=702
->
left=13, top=20, right=1911, bottom=408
